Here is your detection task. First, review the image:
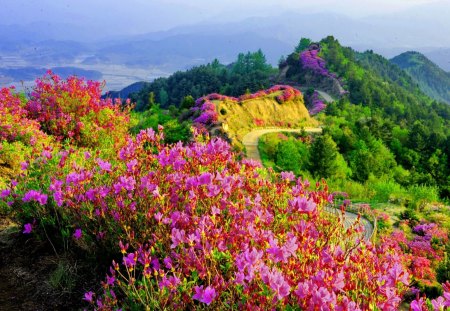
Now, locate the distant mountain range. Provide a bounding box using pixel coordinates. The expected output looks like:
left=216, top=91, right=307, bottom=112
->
left=1, top=2, right=449, bottom=90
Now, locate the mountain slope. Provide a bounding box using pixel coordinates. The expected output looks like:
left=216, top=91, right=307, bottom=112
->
left=391, top=51, right=450, bottom=104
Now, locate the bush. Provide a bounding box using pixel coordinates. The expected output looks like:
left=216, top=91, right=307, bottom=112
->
left=25, top=71, right=131, bottom=148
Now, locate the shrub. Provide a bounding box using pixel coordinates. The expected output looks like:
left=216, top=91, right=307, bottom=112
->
left=25, top=71, right=131, bottom=148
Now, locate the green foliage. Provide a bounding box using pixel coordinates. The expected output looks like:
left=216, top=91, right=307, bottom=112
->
left=391, top=51, right=450, bottom=104
left=131, top=52, right=276, bottom=111
left=309, top=134, right=340, bottom=179
left=275, top=138, right=309, bottom=174
left=131, top=106, right=191, bottom=144
left=294, top=38, right=312, bottom=53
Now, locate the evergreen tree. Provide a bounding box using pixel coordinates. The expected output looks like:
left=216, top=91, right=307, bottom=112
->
left=310, top=134, right=339, bottom=178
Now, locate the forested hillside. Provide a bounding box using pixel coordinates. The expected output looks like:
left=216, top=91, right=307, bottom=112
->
left=130, top=50, right=276, bottom=111
left=391, top=51, right=450, bottom=104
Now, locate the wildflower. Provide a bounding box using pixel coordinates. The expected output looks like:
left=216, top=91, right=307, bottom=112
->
left=106, top=274, right=115, bottom=286
left=23, top=223, right=33, bottom=234
left=20, top=161, right=28, bottom=171
left=192, top=285, right=217, bottom=305
left=22, top=190, right=48, bottom=205
left=280, top=171, right=295, bottom=181
left=73, top=228, right=82, bottom=240
left=84, top=291, right=94, bottom=303
left=123, top=253, right=136, bottom=269
left=289, top=196, right=316, bottom=213
left=96, top=158, right=112, bottom=172
left=0, top=189, right=11, bottom=199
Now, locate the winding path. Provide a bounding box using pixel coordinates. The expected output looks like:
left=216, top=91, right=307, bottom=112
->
left=242, top=127, right=375, bottom=241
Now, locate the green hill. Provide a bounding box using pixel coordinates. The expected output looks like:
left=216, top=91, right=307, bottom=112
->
left=391, top=51, right=450, bottom=104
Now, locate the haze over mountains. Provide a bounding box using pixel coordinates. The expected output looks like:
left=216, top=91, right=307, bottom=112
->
left=1, top=0, right=449, bottom=91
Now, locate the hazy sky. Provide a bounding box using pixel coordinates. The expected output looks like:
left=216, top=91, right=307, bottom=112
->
left=0, top=0, right=446, bottom=35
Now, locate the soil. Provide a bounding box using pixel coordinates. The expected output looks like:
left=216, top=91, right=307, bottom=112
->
left=0, top=216, right=99, bottom=310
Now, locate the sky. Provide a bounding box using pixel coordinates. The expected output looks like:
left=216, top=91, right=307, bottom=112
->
left=0, top=0, right=446, bottom=35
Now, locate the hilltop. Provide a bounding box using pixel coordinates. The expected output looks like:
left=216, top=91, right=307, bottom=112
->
left=391, top=51, right=450, bottom=104
left=187, top=85, right=316, bottom=149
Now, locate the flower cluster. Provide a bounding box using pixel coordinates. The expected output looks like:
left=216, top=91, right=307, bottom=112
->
left=0, top=87, right=48, bottom=145
left=299, top=49, right=337, bottom=79
left=1, top=74, right=438, bottom=310
left=411, top=282, right=450, bottom=310
left=308, top=90, right=327, bottom=115
left=238, top=85, right=302, bottom=103
left=25, top=71, right=131, bottom=148
left=6, top=126, right=414, bottom=309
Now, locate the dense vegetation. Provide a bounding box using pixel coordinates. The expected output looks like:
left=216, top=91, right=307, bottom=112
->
left=1, top=34, right=450, bottom=309
left=130, top=50, right=276, bottom=111
left=279, top=36, right=450, bottom=200
left=391, top=51, right=450, bottom=104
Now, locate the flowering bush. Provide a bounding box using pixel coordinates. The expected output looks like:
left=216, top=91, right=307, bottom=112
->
left=0, top=87, right=52, bottom=187
left=3, top=125, right=415, bottom=309
left=308, top=91, right=327, bottom=115
left=2, top=74, right=447, bottom=309
left=25, top=71, right=131, bottom=148
left=192, top=86, right=303, bottom=126
left=300, top=49, right=337, bottom=79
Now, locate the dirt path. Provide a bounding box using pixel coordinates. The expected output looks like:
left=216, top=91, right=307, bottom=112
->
left=242, top=127, right=322, bottom=161
left=315, top=90, right=334, bottom=103
left=242, top=128, right=375, bottom=240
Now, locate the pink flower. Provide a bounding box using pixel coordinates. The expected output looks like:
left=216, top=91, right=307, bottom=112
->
left=73, top=228, right=82, bottom=240
left=23, top=223, right=33, bottom=234
left=84, top=291, right=94, bottom=303
left=123, top=253, right=136, bottom=268
left=410, top=297, right=426, bottom=311
left=289, top=196, right=316, bottom=213
left=192, top=285, right=217, bottom=305
left=22, top=190, right=48, bottom=205
left=20, top=161, right=28, bottom=171
left=431, top=297, right=446, bottom=310
left=0, top=189, right=11, bottom=199
left=96, top=158, right=112, bottom=172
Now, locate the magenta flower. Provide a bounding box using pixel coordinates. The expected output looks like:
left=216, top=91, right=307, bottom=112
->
left=96, top=158, right=112, bottom=172
left=192, top=285, right=217, bottom=305
left=280, top=171, right=295, bottom=181
left=23, top=223, right=33, bottom=234
left=20, top=161, right=28, bottom=171
left=73, top=228, right=82, bottom=240
left=0, top=189, right=11, bottom=199
left=106, top=274, right=115, bottom=286
left=410, top=297, right=426, bottom=311
left=123, top=253, right=136, bottom=268
left=22, top=190, right=48, bottom=205
left=84, top=291, right=94, bottom=303
left=289, top=196, right=316, bottom=213
left=431, top=297, right=446, bottom=310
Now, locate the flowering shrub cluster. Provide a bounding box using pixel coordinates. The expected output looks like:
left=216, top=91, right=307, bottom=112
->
left=3, top=123, right=415, bottom=309
left=0, top=87, right=52, bottom=186
left=0, top=87, right=49, bottom=146
left=192, top=86, right=302, bottom=126
left=25, top=71, right=131, bottom=148
left=299, top=49, right=337, bottom=79
left=308, top=91, right=327, bottom=115
left=3, top=74, right=450, bottom=309
left=392, top=222, right=448, bottom=287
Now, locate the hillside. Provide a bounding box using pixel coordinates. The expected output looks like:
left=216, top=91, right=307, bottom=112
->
left=391, top=51, right=450, bottom=104
left=188, top=85, right=316, bottom=149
